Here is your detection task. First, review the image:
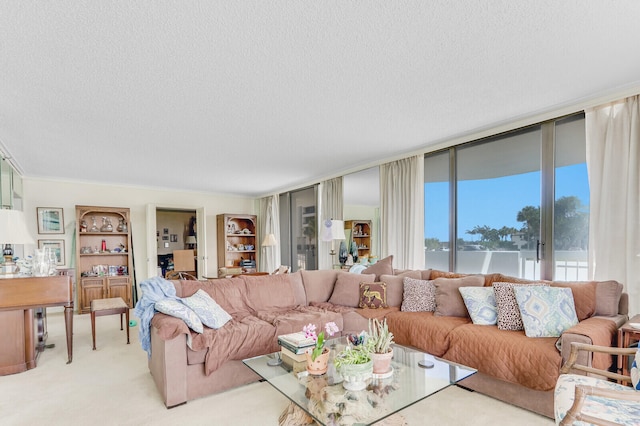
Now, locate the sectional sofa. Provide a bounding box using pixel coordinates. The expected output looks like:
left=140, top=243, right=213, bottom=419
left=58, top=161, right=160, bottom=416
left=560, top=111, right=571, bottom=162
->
left=144, top=267, right=627, bottom=418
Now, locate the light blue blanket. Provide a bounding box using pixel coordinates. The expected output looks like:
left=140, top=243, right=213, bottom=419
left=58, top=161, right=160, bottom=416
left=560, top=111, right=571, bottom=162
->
left=134, top=276, right=180, bottom=357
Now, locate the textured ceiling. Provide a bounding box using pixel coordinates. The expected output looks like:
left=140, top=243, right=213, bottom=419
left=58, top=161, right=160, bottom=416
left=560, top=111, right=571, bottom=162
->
left=1, top=1, right=640, bottom=198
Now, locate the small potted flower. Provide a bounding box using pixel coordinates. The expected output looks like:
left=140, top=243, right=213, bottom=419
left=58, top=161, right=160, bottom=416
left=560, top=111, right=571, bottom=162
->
left=303, top=321, right=339, bottom=375
left=368, top=318, right=394, bottom=374
left=334, top=332, right=375, bottom=390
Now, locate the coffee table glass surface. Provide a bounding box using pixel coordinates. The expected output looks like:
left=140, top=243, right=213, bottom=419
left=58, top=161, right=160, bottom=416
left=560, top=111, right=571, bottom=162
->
left=243, top=338, right=475, bottom=425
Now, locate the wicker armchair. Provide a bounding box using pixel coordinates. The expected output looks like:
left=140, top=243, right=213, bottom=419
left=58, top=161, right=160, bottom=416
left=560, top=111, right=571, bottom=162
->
left=555, top=342, right=639, bottom=426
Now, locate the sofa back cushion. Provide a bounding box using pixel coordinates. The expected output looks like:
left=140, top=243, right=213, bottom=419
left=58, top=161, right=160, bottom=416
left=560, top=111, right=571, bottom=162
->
left=594, top=280, right=623, bottom=316
left=362, top=255, right=393, bottom=281
left=242, top=274, right=296, bottom=312
left=434, top=275, right=484, bottom=317
left=301, top=269, right=339, bottom=304
left=288, top=271, right=307, bottom=306
left=328, top=272, right=376, bottom=307
left=179, top=278, right=251, bottom=317
left=380, top=270, right=422, bottom=307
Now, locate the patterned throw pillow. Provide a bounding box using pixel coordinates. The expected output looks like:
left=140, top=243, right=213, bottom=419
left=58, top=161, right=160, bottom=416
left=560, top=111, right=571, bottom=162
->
left=182, top=289, right=232, bottom=329
left=513, top=286, right=578, bottom=337
left=359, top=282, right=388, bottom=308
left=459, top=286, right=497, bottom=325
left=493, top=282, right=549, bottom=331
left=155, top=299, right=204, bottom=333
left=630, top=349, right=639, bottom=390
left=401, top=277, right=436, bottom=312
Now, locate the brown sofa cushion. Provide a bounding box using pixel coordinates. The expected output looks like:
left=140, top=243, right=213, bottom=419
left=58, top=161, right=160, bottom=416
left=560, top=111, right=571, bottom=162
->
left=301, top=269, right=338, bottom=303
left=594, top=280, right=623, bottom=316
left=434, top=275, right=484, bottom=317
left=328, top=272, right=375, bottom=307
left=379, top=270, right=421, bottom=307
left=179, top=278, right=251, bottom=317
left=359, top=282, right=387, bottom=308
left=242, top=274, right=295, bottom=312
left=362, top=255, right=393, bottom=280
left=288, top=271, right=307, bottom=306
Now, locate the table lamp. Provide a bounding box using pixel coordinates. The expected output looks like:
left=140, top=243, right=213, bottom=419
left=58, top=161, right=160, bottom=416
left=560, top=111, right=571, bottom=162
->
left=185, top=235, right=197, bottom=249
left=0, top=209, right=36, bottom=276
left=321, top=219, right=346, bottom=257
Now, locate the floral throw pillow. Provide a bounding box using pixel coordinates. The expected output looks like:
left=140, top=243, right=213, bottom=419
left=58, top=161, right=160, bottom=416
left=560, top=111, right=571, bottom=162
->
left=401, top=277, right=436, bottom=312
left=359, top=282, right=388, bottom=309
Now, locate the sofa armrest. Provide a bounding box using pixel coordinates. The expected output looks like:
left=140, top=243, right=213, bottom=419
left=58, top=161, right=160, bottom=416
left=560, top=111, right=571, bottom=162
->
left=559, top=316, right=620, bottom=370
left=149, top=326, right=188, bottom=408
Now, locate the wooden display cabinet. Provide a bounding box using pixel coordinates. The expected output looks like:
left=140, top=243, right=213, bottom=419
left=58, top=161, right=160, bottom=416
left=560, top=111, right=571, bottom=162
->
left=75, top=206, right=133, bottom=314
left=216, top=214, right=258, bottom=276
left=345, top=220, right=372, bottom=259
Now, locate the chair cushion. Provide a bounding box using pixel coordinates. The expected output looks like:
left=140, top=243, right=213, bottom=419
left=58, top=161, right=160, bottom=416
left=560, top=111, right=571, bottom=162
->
left=554, top=374, right=640, bottom=425
left=632, top=349, right=640, bottom=391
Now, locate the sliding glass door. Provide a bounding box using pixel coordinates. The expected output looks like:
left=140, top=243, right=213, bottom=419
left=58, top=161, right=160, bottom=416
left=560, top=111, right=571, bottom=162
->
left=424, top=113, right=588, bottom=281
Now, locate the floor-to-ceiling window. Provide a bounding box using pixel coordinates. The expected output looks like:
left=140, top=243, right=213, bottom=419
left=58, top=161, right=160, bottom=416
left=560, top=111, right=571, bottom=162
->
left=424, top=113, right=588, bottom=281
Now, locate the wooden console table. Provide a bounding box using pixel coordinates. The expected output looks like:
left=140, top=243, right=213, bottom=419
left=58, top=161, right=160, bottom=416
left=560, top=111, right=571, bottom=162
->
left=0, top=276, right=73, bottom=375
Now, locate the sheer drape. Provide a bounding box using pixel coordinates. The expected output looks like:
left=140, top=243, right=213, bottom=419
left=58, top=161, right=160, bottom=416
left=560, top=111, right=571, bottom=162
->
left=586, top=95, right=640, bottom=315
left=318, top=177, right=343, bottom=270
left=258, top=195, right=280, bottom=273
left=380, top=155, right=424, bottom=270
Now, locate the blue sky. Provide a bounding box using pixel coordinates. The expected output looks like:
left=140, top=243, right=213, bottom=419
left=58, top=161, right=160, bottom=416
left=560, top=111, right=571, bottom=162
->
left=424, top=163, right=590, bottom=241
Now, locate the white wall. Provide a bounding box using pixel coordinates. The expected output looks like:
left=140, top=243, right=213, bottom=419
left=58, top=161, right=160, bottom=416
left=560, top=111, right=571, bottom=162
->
left=23, top=178, right=256, bottom=290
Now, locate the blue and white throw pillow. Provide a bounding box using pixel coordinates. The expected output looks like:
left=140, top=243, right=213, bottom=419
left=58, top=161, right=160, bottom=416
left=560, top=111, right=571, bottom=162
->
left=182, top=289, right=232, bottom=329
left=513, top=286, right=578, bottom=338
left=155, top=299, right=204, bottom=333
left=459, top=286, right=497, bottom=325
left=632, top=349, right=640, bottom=391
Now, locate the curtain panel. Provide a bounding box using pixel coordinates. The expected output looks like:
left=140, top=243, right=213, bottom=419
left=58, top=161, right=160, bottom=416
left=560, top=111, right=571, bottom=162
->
left=318, top=177, right=343, bottom=270
left=586, top=95, right=640, bottom=315
left=258, top=195, right=281, bottom=273
left=380, top=155, right=425, bottom=270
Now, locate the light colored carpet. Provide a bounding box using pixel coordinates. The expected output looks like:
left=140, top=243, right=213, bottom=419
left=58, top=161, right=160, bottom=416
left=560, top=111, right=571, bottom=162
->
left=0, top=311, right=554, bottom=425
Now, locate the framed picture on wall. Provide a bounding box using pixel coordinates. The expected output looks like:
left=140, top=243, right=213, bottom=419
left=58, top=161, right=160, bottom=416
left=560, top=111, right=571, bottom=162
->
left=170, top=234, right=178, bottom=242
left=37, top=207, right=64, bottom=234
left=38, top=239, right=65, bottom=265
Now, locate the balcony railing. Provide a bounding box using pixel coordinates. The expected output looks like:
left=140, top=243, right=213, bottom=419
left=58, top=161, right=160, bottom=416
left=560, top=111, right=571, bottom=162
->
left=425, top=249, right=588, bottom=281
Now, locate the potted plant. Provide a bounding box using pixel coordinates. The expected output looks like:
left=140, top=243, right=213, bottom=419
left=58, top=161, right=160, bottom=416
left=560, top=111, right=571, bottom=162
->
left=334, top=332, right=374, bottom=390
left=303, top=322, right=339, bottom=375
left=368, top=318, right=394, bottom=374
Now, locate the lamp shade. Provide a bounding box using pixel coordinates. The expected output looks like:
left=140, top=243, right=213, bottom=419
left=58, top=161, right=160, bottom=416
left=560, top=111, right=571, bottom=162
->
left=0, top=209, right=35, bottom=245
left=321, top=219, right=346, bottom=242
left=262, top=233, right=277, bottom=247
left=185, top=235, right=197, bottom=245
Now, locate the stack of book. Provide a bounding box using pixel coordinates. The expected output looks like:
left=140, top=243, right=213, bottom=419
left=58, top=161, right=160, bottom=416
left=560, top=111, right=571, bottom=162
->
left=277, top=332, right=315, bottom=373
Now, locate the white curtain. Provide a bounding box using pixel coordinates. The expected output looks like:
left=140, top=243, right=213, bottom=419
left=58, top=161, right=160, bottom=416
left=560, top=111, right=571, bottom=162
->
left=318, top=177, right=343, bottom=270
left=586, top=95, right=640, bottom=315
left=380, top=155, right=424, bottom=270
left=258, top=195, right=280, bottom=273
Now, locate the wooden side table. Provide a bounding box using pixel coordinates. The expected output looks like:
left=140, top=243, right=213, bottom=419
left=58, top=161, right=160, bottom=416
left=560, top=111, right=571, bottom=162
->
left=617, top=314, right=640, bottom=377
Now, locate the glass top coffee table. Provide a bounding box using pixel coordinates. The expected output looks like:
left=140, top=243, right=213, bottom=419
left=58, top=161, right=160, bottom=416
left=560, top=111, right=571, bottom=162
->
left=243, top=339, right=475, bottom=425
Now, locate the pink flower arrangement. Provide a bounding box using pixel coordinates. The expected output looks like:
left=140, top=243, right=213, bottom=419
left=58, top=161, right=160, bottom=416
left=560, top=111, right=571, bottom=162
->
left=303, top=321, right=339, bottom=361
